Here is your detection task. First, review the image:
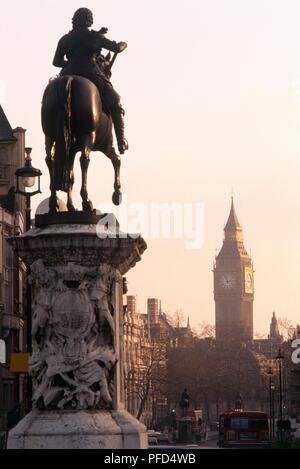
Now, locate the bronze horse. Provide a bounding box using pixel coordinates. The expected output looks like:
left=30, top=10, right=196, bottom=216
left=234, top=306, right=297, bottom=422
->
left=41, top=75, right=122, bottom=212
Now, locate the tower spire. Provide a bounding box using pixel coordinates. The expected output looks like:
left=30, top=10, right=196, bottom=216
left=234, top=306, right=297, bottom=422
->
left=269, top=311, right=281, bottom=340
left=223, top=196, right=245, bottom=246
left=217, top=197, right=250, bottom=260
left=224, top=196, right=241, bottom=231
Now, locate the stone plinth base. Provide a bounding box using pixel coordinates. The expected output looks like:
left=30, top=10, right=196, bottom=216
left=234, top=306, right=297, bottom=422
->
left=7, top=409, right=147, bottom=449
left=7, top=219, right=147, bottom=450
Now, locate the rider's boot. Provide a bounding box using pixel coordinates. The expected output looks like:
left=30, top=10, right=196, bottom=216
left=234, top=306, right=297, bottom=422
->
left=110, top=103, right=128, bottom=155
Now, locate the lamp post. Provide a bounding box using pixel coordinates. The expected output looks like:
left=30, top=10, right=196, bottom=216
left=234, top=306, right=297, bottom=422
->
left=15, top=147, right=42, bottom=412
left=171, top=407, right=176, bottom=442
left=271, top=380, right=275, bottom=441
left=15, top=148, right=42, bottom=232
left=267, top=366, right=274, bottom=441
left=276, top=349, right=284, bottom=443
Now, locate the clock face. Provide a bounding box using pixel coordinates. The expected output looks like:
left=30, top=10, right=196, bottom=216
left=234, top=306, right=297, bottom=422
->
left=245, top=271, right=253, bottom=292
left=246, top=273, right=252, bottom=288
left=219, top=273, right=235, bottom=290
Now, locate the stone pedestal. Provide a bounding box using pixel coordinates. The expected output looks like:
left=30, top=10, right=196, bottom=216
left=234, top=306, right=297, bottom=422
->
left=7, top=214, right=148, bottom=449
left=7, top=410, right=147, bottom=449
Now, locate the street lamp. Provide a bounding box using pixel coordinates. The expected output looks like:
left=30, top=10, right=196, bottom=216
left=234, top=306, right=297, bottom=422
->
left=267, top=366, right=274, bottom=441
left=171, top=407, right=176, bottom=439
left=15, top=147, right=42, bottom=231
left=276, top=349, right=284, bottom=443
left=271, top=380, right=275, bottom=441
left=15, top=147, right=42, bottom=412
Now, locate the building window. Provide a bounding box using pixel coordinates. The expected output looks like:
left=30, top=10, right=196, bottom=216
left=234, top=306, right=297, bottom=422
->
left=0, top=147, right=8, bottom=164
left=0, top=165, right=9, bottom=181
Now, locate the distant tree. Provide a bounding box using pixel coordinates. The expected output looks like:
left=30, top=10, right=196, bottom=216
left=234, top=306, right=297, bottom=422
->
left=195, top=321, right=216, bottom=339
left=167, top=310, right=186, bottom=328
left=254, top=331, right=267, bottom=339
left=127, top=336, right=168, bottom=422
left=277, top=318, right=296, bottom=341
left=167, top=335, right=266, bottom=421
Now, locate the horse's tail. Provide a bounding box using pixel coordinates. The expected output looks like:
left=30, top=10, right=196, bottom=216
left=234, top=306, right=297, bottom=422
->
left=54, top=76, right=73, bottom=192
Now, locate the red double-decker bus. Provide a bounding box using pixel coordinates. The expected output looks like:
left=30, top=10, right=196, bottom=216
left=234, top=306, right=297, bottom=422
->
left=218, top=410, right=270, bottom=448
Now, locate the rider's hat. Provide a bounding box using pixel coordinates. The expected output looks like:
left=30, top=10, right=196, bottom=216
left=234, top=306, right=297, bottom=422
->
left=72, top=8, right=94, bottom=28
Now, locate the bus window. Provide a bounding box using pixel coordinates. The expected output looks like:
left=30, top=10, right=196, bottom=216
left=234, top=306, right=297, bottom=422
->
left=230, top=417, right=268, bottom=430
left=248, top=418, right=268, bottom=430
left=231, top=418, right=248, bottom=429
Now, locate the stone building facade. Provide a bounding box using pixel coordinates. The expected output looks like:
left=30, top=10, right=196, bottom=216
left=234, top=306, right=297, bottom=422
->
left=124, top=295, right=194, bottom=429
left=124, top=295, right=152, bottom=427
left=0, top=106, right=26, bottom=434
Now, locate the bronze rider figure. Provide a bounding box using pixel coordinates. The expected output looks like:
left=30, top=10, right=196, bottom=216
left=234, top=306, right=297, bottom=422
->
left=52, top=7, right=128, bottom=154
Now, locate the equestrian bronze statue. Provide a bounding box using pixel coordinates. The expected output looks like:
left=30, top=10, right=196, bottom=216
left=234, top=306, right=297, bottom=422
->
left=41, top=8, right=128, bottom=212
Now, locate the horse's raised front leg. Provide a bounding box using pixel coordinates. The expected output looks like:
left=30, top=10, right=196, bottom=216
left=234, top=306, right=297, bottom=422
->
left=67, top=147, right=76, bottom=212
left=45, top=138, right=58, bottom=213
left=80, top=137, right=94, bottom=212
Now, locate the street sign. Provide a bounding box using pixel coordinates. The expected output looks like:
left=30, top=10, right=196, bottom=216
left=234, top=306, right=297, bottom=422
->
left=0, top=339, right=5, bottom=364
left=10, top=352, right=29, bottom=372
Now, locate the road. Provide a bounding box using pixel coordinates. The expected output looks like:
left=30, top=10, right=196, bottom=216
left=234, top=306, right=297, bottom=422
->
left=150, top=431, right=222, bottom=450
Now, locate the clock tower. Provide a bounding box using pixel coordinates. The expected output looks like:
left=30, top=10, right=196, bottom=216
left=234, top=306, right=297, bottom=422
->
left=214, top=198, right=254, bottom=343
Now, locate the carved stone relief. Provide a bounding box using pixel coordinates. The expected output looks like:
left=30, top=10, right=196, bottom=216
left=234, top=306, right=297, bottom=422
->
left=29, top=260, right=122, bottom=410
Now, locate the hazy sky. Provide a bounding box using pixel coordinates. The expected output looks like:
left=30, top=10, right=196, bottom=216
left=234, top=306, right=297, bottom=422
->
left=1, top=0, right=300, bottom=335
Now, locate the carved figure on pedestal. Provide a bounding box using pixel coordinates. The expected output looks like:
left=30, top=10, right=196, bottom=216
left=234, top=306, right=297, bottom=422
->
left=30, top=260, right=57, bottom=352
left=90, top=264, right=118, bottom=346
